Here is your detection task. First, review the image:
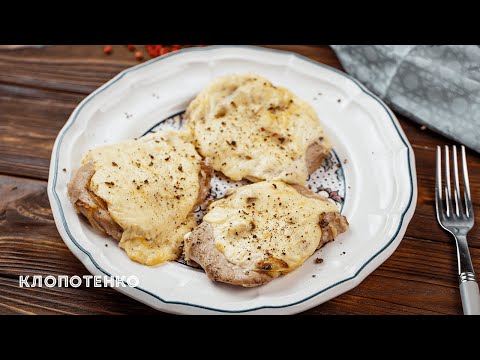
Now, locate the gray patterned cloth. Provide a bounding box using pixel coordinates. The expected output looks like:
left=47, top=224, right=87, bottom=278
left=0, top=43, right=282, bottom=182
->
left=331, top=45, right=480, bottom=153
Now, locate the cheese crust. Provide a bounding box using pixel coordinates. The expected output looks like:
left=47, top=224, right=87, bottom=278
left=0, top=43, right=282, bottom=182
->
left=83, top=131, right=202, bottom=265
left=202, top=181, right=339, bottom=273
left=186, top=74, right=331, bottom=185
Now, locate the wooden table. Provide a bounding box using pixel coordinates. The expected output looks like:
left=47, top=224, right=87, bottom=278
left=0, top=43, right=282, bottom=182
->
left=1, top=45, right=479, bottom=315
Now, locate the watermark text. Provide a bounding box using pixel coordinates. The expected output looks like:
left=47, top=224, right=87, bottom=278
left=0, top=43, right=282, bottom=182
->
left=19, top=275, right=139, bottom=288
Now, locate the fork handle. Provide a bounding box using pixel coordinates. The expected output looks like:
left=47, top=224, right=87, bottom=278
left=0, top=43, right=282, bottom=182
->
left=459, top=274, right=480, bottom=315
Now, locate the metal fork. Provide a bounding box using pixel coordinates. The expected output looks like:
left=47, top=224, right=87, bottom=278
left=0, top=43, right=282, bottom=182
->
left=436, top=145, right=480, bottom=315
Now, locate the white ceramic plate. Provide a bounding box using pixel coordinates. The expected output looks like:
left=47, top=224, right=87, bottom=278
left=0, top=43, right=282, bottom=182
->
left=48, top=46, right=417, bottom=314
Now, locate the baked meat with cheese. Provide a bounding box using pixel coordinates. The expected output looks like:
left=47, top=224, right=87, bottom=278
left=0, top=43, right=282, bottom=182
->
left=184, top=181, right=348, bottom=287
left=68, top=130, right=213, bottom=266
left=186, top=74, right=331, bottom=185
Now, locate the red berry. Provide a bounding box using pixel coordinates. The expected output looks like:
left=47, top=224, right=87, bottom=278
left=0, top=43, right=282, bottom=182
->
left=135, top=51, right=144, bottom=61
left=145, top=45, right=158, bottom=57
left=127, top=45, right=136, bottom=51
left=103, top=45, right=113, bottom=55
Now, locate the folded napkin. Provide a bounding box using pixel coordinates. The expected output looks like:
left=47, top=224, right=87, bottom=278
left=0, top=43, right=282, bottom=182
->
left=331, top=45, right=480, bottom=153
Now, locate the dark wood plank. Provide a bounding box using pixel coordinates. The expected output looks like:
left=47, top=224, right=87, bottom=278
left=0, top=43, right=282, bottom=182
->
left=1, top=45, right=479, bottom=314
left=0, top=45, right=138, bottom=94
left=0, top=85, right=85, bottom=179
left=0, top=174, right=158, bottom=314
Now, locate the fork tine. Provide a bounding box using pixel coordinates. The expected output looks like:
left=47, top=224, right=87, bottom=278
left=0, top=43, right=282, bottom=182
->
left=452, top=145, right=463, bottom=216
left=444, top=145, right=453, bottom=216
left=461, top=145, right=473, bottom=218
left=436, top=146, right=444, bottom=215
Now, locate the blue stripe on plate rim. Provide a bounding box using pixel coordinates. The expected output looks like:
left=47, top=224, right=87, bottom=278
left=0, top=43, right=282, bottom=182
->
left=50, top=45, right=415, bottom=313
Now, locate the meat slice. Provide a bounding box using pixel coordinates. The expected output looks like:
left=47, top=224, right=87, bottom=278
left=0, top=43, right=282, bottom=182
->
left=67, top=162, right=123, bottom=240
left=305, top=138, right=331, bottom=175
left=318, top=212, right=349, bottom=248
left=185, top=223, right=278, bottom=287
left=194, top=161, right=214, bottom=208
left=185, top=185, right=349, bottom=287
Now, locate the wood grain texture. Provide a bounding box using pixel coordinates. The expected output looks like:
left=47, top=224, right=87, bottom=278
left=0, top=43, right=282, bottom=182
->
left=0, top=45, right=479, bottom=315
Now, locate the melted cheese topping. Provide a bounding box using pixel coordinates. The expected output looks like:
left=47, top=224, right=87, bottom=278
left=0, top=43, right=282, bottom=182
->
left=83, top=131, right=202, bottom=265
left=202, top=181, right=338, bottom=273
left=187, top=74, right=330, bottom=185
